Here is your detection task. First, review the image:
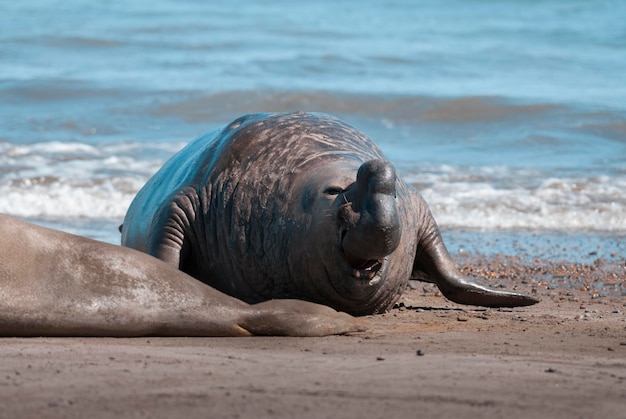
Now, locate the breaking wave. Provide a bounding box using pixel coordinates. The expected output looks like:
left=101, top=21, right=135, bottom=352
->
left=1, top=140, right=624, bottom=232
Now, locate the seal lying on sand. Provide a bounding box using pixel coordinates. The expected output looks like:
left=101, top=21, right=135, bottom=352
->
left=122, top=112, right=539, bottom=315
left=0, top=215, right=362, bottom=337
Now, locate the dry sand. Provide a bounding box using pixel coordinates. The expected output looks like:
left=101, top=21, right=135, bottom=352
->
left=0, top=256, right=624, bottom=419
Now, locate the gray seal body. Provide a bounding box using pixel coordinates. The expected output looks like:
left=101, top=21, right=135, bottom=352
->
left=122, top=112, right=539, bottom=315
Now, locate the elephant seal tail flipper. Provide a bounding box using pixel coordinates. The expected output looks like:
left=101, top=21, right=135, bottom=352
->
left=238, top=300, right=367, bottom=337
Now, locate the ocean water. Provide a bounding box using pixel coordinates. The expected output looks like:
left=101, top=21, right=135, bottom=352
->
left=2, top=1, right=626, bottom=260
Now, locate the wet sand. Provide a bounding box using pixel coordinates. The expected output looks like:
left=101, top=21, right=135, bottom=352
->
left=0, top=256, right=624, bottom=419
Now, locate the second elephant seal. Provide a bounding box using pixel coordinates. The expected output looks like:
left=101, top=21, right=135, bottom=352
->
left=0, top=214, right=362, bottom=337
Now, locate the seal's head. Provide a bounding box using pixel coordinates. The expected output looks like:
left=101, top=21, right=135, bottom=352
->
left=295, top=157, right=404, bottom=315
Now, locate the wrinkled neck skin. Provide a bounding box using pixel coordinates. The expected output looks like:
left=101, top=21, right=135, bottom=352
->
left=290, top=159, right=413, bottom=315
left=165, top=112, right=417, bottom=315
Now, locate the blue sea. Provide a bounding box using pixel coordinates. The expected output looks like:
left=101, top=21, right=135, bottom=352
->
left=1, top=0, right=625, bottom=262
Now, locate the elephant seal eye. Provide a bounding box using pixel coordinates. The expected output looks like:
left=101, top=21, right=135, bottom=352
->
left=324, top=186, right=344, bottom=196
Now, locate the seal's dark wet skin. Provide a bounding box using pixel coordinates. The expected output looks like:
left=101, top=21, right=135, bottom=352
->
left=121, top=112, right=539, bottom=315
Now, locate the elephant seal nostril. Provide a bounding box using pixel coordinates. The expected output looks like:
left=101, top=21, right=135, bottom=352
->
left=340, top=159, right=402, bottom=263
left=356, top=159, right=397, bottom=196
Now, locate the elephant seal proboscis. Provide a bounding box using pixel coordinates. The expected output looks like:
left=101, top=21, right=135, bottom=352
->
left=0, top=215, right=363, bottom=337
left=122, top=112, right=540, bottom=315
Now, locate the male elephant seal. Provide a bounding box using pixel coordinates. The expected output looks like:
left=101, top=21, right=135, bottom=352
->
left=0, top=215, right=362, bottom=337
left=122, top=112, right=539, bottom=315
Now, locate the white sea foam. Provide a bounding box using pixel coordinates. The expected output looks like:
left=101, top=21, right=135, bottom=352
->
left=408, top=168, right=626, bottom=232
left=1, top=140, right=625, bottom=232
left=0, top=180, right=139, bottom=219
left=0, top=141, right=183, bottom=219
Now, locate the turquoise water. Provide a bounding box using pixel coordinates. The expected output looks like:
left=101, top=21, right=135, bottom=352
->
left=1, top=1, right=625, bottom=245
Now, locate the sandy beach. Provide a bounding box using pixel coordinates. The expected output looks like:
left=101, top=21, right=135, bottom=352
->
left=0, top=255, right=623, bottom=419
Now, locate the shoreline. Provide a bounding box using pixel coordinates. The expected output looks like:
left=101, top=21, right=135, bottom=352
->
left=24, top=216, right=626, bottom=295
left=441, top=228, right=626, bottom=265
left=456, top=252, right=624, bottom=298
left=26, top=216, right=626, bottom=249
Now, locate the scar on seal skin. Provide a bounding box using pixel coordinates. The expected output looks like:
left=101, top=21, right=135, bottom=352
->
left=0, top=215, right=364, bottom=337
left=122, top=112, right=540, bottom=316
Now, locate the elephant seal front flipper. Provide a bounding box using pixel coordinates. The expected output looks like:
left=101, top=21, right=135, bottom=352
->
left=0, top=215, right=363, bottom=337
left=414, top=240, right=540, bottom=307
left=411, top=194, right=540, bottom=307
